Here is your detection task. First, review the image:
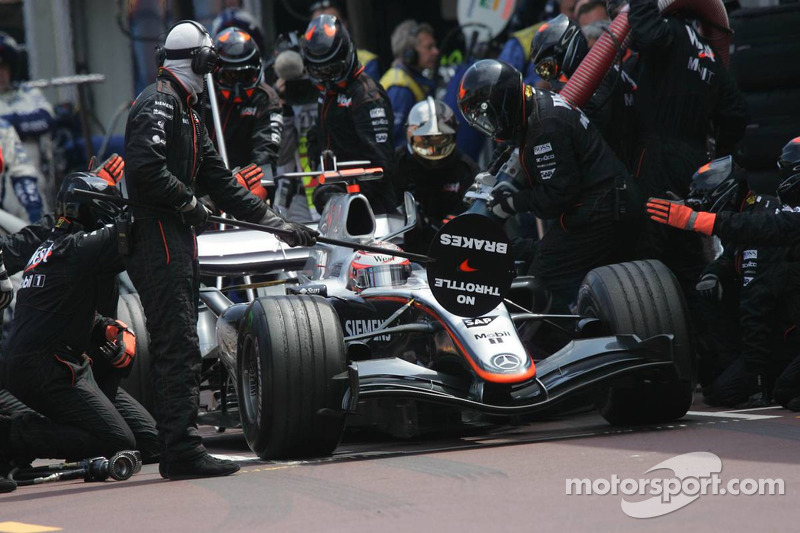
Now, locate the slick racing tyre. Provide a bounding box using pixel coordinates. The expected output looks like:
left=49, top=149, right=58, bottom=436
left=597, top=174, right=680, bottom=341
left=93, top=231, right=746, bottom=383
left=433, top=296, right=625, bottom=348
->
left=577, top=260, right=694, bottom=425
left=118, top=291, right=154, bottom=415
left=237, top=295, right=347, bottom=459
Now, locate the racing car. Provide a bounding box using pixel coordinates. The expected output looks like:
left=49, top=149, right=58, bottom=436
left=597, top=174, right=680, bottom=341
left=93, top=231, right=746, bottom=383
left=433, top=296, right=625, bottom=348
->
left=119, top=170, right=694, bottom=460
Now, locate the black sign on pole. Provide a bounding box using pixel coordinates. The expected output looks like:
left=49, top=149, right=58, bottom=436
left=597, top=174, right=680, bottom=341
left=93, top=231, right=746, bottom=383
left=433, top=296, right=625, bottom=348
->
left=426, top=214, right=515, bottom=317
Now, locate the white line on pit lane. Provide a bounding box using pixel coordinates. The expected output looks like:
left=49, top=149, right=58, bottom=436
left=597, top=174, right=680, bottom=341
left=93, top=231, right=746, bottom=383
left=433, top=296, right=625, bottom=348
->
left=686, top=410, right=782, bottom=420
left=726, top=405, right=787, bottom=413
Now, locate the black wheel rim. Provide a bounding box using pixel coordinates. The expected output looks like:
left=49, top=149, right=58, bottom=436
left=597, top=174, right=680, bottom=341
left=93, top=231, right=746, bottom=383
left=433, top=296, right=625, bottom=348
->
left=241, top=335, right=262, bottom=426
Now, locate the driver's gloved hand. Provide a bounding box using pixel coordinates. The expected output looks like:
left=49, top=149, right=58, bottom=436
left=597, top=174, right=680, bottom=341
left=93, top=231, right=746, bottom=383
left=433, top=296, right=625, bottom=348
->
left=696, top=273, right=723, bottom=301
left=179, top=196, right=212, bottom=227
left=0, top=251, right=14, bottom=310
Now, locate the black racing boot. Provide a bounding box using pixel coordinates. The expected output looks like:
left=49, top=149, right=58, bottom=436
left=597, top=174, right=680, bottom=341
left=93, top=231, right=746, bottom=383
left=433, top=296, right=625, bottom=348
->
left=0, top=478, right=16, bottom=493
left=786, top=397, right=800, bottom=412
left=159, top=453, right=240, bottom=480
left=743, top=374, right=770, bottom=409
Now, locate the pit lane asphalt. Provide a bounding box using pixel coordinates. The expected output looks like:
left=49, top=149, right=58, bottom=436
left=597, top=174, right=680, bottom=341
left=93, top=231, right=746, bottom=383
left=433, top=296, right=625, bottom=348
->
left=2, top=394, right=797, bottom=532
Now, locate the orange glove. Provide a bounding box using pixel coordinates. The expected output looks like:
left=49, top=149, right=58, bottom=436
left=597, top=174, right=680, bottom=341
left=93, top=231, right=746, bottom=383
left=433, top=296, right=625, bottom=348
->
left=235, top=164, right=267, bottom=200
left=102, top=319, right=137, bottom=370
left=0, top=144, right=4, bottom=175
left=93, top=153, right=125, bottom=186
left=646, top=198, right=716, bottom=236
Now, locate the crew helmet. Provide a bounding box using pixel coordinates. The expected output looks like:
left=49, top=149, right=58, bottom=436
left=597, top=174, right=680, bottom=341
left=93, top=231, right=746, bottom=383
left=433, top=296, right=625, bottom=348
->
left=530, top=14, right=588, bottom=81
left=301, top=14, right=357, bottom=87
left=457, top=59, right=525, bottom=142
left=55, top=173, right=123, bottom=230
left=406, top=97, right=458, bottom=166
left=686, top=156, right=746, bottom=213
left=214, top=28, right=262, bottom=98
left=777, top=137, right=800, bottom=206
left=211, top=7, right=265, bottom=52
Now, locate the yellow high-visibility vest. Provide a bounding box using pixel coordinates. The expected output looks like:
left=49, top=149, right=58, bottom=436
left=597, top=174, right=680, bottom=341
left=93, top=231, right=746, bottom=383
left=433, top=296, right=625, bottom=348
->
left=380, top=65, right=427, bottom=102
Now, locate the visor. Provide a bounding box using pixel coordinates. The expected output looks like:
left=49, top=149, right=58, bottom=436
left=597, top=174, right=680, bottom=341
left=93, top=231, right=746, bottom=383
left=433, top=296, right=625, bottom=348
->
left=461, top=105, right=500, bottom=137
left=534, top=57, right=560, bottom=81
left=217, top=66, right=261, bottom=88
left=410, top=133, right=456, bottom=161
left=307, top=58, right=349, bottom=83
left=352, top=264, right=411, bottom=290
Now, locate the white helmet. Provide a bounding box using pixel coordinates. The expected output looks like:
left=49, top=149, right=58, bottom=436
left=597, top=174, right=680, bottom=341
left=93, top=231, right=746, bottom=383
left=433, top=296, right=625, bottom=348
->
left=349, top=242, right=411, bottom=292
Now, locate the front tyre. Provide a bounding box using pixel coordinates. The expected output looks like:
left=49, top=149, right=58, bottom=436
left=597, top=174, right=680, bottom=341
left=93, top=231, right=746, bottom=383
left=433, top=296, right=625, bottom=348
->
left=237, top=295, right=347, bottom=459
left=577, top=260, right=694, bottom=425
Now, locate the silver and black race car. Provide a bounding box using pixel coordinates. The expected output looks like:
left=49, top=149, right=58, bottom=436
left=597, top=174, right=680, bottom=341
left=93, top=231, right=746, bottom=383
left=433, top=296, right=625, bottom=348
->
left=119, top=172, right=694, bottom=460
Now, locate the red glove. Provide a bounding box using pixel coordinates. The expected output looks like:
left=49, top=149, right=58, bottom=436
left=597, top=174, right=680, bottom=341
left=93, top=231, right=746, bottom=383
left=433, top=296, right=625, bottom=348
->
left=646, top=198, right=716, bottom=236
left=102, top=319, right=136, bottom=370
left=235, top=164, right=267, bottom=200
left=93, top=153, right=125, bottom=186
left=0, top=144, right=4, bottom=175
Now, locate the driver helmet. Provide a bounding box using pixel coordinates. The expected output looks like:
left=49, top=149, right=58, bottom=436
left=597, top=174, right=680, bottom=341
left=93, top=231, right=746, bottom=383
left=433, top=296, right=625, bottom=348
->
left=55, top=172, right=123, bottom=230
left=777, top=137, right=800, bottom=206
left=406, top=97, right=457, bottom=167
left=214, top=28, right=262, bottom=101
left=457, top=59, right=526, bottom=142
left=301, top=14, right=357, bottom=89
left=349, top=242, right=411, bottom=292
left=686, top=155, right=747, bottom=213
left=530, top=14, right=588, bottom=82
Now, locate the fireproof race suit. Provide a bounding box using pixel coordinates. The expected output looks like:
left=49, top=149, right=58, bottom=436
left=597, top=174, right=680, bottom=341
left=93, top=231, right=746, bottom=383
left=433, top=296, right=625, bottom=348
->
left=701, top=195, right=798, bottom=406
left=628, top=0, right=748, bottom=320
left=0, top=118, right=44, bottom=222
left=395, top=146, right=478, bottom=253
left=0, top=219, right=139, bottom=461
left=514, top=89, right=629, bottom=312
left=310, top=68, right=397, bottom=214
left=692, top=200, right=800, bottom=408
left=0, top=213, right=159, bottom=462
left=124, top=70, right=271, bottom=464
left=206, top=83, right=283, bottom=171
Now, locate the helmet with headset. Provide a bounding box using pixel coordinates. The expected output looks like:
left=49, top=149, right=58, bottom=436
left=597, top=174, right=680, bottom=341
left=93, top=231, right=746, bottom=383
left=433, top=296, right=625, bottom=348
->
left=156, top=20, right=219, bottom=76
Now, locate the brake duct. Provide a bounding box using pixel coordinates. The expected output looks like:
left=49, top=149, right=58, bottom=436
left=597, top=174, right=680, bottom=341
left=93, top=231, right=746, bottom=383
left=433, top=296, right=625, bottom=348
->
left=560, top=0, right=731, bottom=108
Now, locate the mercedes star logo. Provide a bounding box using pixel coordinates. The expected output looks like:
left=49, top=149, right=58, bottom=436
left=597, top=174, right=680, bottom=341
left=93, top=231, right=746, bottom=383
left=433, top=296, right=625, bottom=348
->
left=491, top=354, right=521, bottom=370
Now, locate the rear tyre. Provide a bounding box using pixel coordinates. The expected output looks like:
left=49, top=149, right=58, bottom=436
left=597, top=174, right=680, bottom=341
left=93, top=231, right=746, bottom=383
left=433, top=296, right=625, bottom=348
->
left=118, top=291, right=154, bottom=415
left=576, top=260, right=694, bottom=425
left=237, top=295, right=347, bottom=459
